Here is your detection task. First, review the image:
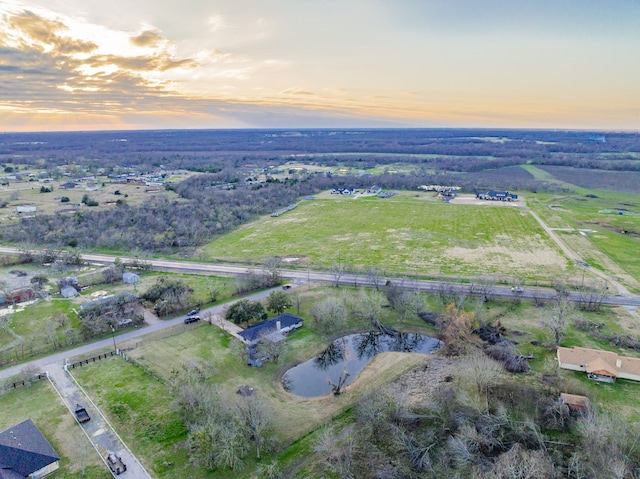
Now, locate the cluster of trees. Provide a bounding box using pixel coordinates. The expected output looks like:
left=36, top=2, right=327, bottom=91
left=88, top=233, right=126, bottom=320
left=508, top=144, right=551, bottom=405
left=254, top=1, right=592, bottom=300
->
left=302, top=362, right=640, bottom=478
left=168, top=360, right=275, bottom=471
left=225, top=291, right=292, bottom=326
left=78, top=292, right=142, bottom=335
left=232, top=260, right=283, bottom=295
left=3, top=129, right=640, bottom=172
left=1, top=129, right=638, bottom=253
left=140, top=277, right=193, bottom=316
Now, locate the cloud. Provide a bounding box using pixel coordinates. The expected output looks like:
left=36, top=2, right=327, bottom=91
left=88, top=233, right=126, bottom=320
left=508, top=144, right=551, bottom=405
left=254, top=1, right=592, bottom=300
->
left=208, top=14, right=230, bottom=32
left=86, top=53, right=197, bottom=72
left=8, top=10, right=98, bottom=54
left=130, top=30, right=165, bottom=48
left=0, top=7, right=199, bottom=110
left=280, top=88, right=315, bottom=96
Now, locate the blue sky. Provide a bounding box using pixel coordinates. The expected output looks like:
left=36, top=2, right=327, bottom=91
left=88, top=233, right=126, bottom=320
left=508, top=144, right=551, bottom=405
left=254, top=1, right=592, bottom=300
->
left=1, top=0, right=638, bottom=131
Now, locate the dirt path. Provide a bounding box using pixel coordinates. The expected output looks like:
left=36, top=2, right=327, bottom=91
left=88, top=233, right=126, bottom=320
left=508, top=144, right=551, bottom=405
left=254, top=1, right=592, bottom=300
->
left=526, top=207, right=633, bottom=297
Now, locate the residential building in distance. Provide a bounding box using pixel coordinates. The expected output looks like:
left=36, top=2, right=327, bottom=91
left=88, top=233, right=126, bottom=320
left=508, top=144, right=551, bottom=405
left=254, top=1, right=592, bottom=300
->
left=557, top=346, right=640, bottom=383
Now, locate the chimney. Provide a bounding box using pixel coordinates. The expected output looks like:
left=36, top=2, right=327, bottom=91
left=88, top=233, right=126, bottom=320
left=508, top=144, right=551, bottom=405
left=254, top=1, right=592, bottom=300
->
left=276, top=320, right=281, bottom=331
left=616, top=359, right=622, bottom=368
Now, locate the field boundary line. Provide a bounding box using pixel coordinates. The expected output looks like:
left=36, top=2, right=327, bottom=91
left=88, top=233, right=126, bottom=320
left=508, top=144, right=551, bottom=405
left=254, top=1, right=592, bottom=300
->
left=66, top=362, right=154, bottom=479
left=46, top=371, right=111, bottom=474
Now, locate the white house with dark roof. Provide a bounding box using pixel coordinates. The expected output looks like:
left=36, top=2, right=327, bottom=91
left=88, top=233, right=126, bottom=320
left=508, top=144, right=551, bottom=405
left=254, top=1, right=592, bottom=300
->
left=0, top=419, right=60, bottom=478
left=238, top=313, right=303, bottom=346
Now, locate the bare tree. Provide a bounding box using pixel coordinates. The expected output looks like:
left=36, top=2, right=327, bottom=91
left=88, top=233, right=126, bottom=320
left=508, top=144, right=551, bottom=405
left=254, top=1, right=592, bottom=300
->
left=20, top=364, right=41, bottom=387
left=205, top=279, right=219, bottom=303
left=439, top=304, right=475, bottom=356
left=257, top=337, right=284, bottom=364
left=263, top=256, right=282, bottom=285
left=189, top=418, right=248, bottom=471
left=458, top=350, right=502, bottom=411
left=168, top=360, right=218, bottom=425
left=471, top=275, right=496, bottom=302
left=352, top=288, right=387, bottom=331
left=569, top=409, right=639, bottom=479
left=366, top=267, right=383, bottom=290
left=330, top=261, right=345, bottom=287
left=542, top=293, right=575, bottom=347
left=328, top=370, right=351, bottom=396
left=313, top=426, right=356, bottom=479
left=235, top=394, right=274, bottom=459
left=486, top=443, right=557, bottom=479
left=311, top=296, right=348, bottom=335
left=576, top=279, right=609, bottom=312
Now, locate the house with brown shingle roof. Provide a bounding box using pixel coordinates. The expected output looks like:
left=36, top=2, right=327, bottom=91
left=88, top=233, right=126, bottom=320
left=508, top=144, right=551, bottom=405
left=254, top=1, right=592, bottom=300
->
left=557, top=346, right=640, bottom=383
left=559, top=393, right=590, bottom=415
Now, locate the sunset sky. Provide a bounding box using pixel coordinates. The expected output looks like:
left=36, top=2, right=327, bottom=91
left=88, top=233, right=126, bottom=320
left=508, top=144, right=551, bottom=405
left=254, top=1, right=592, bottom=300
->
left=1, top=0, right=639, bottom=132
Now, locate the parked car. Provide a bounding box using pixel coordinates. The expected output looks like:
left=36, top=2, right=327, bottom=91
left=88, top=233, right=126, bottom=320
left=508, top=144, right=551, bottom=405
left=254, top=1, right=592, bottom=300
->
left=282, top=284, right=292, bottom=290
left=184, top=315, right=201, bottom=324
left=106, top=452, right=126, bottom=475
left=187, top=308, right=200, bottom=316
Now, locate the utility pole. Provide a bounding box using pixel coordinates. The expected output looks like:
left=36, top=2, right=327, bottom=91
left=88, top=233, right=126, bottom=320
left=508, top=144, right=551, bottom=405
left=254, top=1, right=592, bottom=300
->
left=110, top=326, right=117, bottom=353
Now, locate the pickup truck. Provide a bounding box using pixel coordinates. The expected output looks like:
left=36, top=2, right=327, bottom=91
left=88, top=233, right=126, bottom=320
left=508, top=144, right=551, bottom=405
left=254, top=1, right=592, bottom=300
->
left=106, top=451, right=127, bottom=475
left=184, top=315, right=201, bottom=324
left=74, top=404, right=90, bottom=424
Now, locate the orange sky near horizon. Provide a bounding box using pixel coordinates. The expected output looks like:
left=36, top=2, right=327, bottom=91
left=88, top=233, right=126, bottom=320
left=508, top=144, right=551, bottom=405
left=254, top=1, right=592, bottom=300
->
left=1, top=0, right=639, bottom=132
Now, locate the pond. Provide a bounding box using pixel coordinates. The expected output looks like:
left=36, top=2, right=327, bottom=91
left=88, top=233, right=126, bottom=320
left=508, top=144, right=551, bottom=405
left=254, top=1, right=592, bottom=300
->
left=282, top=331, right=442, bottom=397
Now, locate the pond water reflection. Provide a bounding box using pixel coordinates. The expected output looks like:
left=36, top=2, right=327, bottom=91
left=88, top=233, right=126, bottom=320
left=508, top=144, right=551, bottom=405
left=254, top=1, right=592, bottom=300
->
left=282, top=331, right=442, bottom=397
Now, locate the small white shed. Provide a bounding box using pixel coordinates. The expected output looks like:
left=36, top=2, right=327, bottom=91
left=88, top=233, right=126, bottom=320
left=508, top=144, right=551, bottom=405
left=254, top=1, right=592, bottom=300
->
left=61, top=285, right=79, bottom=298
left=122, top=272, right=140, bottom=284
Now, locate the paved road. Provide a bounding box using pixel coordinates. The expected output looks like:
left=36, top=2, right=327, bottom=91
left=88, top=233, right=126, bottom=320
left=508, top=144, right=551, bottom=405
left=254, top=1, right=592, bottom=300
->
left=0, top=245, right=639, bottom=381
left=47, top=364, right=152, bottom=479
left=1, top=247, right=639, bottom=312
left=0, top=286, right=283, bottom=380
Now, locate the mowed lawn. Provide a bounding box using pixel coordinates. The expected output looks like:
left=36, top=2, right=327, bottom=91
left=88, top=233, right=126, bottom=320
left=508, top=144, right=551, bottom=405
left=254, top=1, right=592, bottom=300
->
left=0, top=380, right=110, bottom=479
left=204, top=194, right=567, bottom=281
left=74, top=323, right=430, bottom=478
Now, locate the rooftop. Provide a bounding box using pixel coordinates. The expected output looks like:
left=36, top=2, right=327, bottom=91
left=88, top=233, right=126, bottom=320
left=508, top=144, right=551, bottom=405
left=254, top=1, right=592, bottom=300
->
left=0, top=419, right=59, bottom=479
left=557, top=346, right=640, bottom=378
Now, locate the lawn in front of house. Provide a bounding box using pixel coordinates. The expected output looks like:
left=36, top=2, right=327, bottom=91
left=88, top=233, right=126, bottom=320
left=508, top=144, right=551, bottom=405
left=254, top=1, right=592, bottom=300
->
left=0, top=379, right=110, bottom=479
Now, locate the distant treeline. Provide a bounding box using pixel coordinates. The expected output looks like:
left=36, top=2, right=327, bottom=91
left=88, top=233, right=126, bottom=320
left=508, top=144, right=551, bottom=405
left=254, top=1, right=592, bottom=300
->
left=0, top=128, right=637, bottom=252
left=0, top=170, right=562, bottom=252
left=1, top=129, right=639, bottom=174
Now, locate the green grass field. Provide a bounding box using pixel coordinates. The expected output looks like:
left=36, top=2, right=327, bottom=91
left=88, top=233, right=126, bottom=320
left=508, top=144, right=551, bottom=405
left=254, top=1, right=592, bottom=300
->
left=525, top=183, right=640, bottom=292
left=71, top=285, right=441, bottom=478
left=203, top=193, right=568, bottom=283
left=71, top=287, right=640, bottom=478
left=0, top=270, right=236, bottom=367
left=0, top=380, right=109, bottom=478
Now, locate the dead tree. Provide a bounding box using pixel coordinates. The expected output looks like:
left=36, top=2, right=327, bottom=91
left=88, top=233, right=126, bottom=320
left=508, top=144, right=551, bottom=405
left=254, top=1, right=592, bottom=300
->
left=329, top=370, right=351, bottom=395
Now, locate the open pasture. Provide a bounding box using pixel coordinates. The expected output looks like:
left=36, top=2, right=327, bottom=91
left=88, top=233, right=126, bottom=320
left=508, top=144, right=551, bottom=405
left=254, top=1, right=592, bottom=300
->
left=204, top=193, right=568, bottom=282
left=527, top=188, right=640, bottom=291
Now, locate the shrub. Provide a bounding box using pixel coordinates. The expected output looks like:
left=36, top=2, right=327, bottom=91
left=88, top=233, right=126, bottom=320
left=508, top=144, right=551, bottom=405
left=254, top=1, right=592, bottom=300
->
left=485, top=341, right=531, bottom=373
